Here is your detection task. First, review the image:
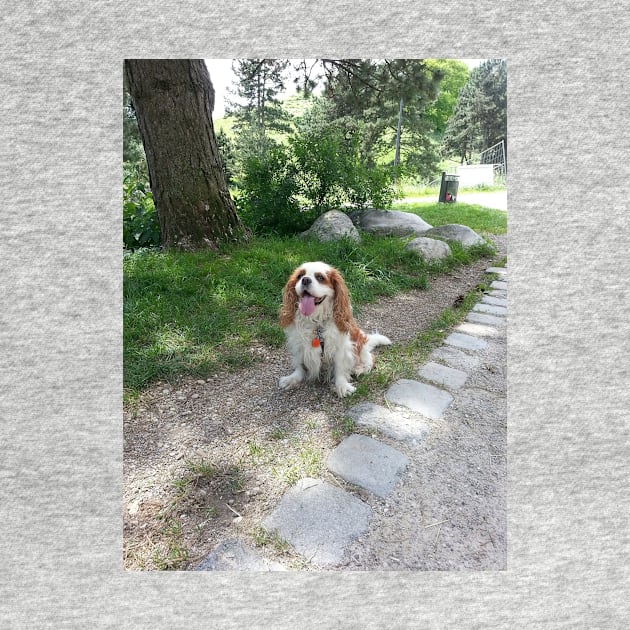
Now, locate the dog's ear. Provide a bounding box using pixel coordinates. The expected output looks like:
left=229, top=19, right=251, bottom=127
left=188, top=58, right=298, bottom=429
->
left=330, top=268, right=353, bottom=332
left=279, top=268, right=301, bottom=327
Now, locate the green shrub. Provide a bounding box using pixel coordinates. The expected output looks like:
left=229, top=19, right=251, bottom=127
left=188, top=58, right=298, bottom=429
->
left=236, top=139, right=318, bottom=236
left=123, top=166, right=160, bottom=250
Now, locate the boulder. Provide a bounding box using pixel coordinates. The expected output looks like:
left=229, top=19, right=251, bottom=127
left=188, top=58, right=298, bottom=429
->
left=423, top=224, right=485, bottom=247
left=355, top=209, right=432, bottom=237
left=405, top=237, right=451, bottom=260
left=300, top=210, right=360, bottom=243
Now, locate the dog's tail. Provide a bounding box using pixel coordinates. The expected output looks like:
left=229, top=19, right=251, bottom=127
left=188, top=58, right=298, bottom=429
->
left=365, top=332, right=392, bottom=351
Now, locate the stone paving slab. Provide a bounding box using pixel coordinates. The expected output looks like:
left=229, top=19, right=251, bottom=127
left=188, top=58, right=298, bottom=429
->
left=327, top=434, right=409, bottom=498
left=472, top=303, right=507, bottom=317
left=444, top=331, right=488, bottom=352
left=488, top=289, right=507, bottom=298
left=429, top=345, right=481, bottom=371
left=262, top=478, right=371, bottom=567
left=481, top=295, right=507, bottom=307
left=466, top=311, right=506, bottom=327
left=490, top=280, right=508, bottom=290
left=195, top=539, right=287, bottom=571
left=347, top=402, right=430, bottom=444
left=455, top=321, right=501, bottom=338
left=385, top=379, right=453, bottom=419
left=418, top=361, right=468, bottom=390
left=486, top=267, right=507, bottom=275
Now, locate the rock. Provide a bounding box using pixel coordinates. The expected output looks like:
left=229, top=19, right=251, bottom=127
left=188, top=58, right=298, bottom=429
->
left=423, top=224, right=485, bottom=247
left=195, top=538, right=286, bottom=571
left=347, top=402, right=430, bottom=444
left=300, top=210, right=360, bottom=243
left=326, top=434, right=409, bottom=498
left=405, top=237, right=451, bottom=260
left=355, top=209, right=432, bottom=237
left=262, top=478, right=371, bottom=567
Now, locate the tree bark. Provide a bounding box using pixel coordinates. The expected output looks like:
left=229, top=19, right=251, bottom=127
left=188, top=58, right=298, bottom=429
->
left=124, top=59, right=247, bottom=250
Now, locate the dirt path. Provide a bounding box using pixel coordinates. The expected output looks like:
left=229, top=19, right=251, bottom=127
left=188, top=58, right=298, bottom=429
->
left=123, top=235, right=507, bottom=570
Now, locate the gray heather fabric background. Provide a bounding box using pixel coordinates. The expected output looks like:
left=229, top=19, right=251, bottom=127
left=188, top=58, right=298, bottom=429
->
left=1, top=1, right=629, bottom=628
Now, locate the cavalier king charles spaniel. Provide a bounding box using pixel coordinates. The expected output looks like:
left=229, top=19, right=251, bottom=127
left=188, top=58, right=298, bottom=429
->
left=279, top=262, right=391, bottom=397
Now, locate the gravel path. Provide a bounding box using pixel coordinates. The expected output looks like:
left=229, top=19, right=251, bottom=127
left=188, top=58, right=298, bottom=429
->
left=123, top=234, right=507, bottom=570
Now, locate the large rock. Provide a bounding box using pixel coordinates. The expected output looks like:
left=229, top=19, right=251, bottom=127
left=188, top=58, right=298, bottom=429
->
left=356, top=209, right=432, bottom=237
left=300, top=210, right=360, bottom=242
left=423, top=224, right=485, bottom=247
left=405, top=236, right=451, bottom=261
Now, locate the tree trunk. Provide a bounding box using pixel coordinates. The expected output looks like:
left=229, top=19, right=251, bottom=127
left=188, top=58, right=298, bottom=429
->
left=124, top=59, right=247, bottom=250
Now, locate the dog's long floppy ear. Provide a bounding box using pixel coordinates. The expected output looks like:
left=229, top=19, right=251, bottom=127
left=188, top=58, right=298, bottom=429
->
left=330, top=268, right=353, bottom=332
left=279, top=268, right=301, bottom=327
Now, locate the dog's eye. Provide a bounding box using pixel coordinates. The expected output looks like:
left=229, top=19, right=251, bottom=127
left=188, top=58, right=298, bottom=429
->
left=315, top=273, right=325, bottom=282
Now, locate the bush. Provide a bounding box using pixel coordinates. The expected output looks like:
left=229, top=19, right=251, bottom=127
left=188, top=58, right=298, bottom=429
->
left=292, top=100, right=398, bottom=211
left=123, top=166, right=160, bottom=250
left=236, top=139, right=318, bottom=236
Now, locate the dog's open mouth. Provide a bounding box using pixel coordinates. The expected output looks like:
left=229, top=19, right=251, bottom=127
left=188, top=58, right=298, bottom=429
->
left=299, top=291, right=325, bottom=316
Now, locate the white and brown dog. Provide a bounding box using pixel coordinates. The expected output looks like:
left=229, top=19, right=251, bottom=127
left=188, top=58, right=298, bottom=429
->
left=279, top=262, right=391, bottom=397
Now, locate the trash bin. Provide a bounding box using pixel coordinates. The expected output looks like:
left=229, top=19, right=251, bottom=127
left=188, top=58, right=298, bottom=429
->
left=438, top=171, right=459, bottom=203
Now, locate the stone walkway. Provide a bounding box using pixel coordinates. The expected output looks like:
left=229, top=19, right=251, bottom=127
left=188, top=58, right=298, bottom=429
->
left=195, top=267, right=507, bottom=571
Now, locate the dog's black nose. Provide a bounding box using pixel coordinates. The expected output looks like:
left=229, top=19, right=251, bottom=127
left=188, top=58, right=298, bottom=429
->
left=301, top=276, right=312, bottom=287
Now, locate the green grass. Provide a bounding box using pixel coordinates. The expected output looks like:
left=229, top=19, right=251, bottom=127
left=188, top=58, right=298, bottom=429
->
left=394, top=201, right=507, bottom=235
left=124, top=205, right=505, bottom=399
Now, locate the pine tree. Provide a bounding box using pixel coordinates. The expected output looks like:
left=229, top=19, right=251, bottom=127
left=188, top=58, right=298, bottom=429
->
left=441, top=59, right=507, bottom=164
left=227, top=59, right=291, bottom=144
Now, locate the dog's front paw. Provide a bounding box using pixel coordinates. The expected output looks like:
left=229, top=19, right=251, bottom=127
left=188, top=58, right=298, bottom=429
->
left=334, top=380, right=356, bottom=398
left=279, top=372, right=303, bottom=390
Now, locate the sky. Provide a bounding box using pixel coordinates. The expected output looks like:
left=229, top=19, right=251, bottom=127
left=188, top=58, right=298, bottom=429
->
left=205, top=58, right=485, bottom=119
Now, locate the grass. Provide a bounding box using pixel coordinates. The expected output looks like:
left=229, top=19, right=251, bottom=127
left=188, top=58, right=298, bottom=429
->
left=124, top=203, right=505, bottom=400
left=395, top=201, right=507, bottom=235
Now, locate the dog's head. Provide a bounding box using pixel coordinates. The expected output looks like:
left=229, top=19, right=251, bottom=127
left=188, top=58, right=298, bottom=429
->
left=279, top=262, right=352, bottom=331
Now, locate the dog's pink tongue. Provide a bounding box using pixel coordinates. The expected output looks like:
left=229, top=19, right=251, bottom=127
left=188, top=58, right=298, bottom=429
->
left=299, top=295, right=315, bottom=316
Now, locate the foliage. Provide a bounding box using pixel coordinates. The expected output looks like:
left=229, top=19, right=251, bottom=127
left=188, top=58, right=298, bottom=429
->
left=233, top=97, right=398, bottom=235
left=235, top=135, right=315, bottom=236
left=441, top=59, right=507, bottom=163
left=123, top=90, right=147, bottom=172
left=290, top=98, right=396, bottom=211
left=215, top=127, right=236, bottom=186
left=227, top=59, right=292, bottom=142
left=123, top=165, right=160, bottom=250
left=423, top=59, right=469, bottom=136
left=317, top=59, right=445, bottom=177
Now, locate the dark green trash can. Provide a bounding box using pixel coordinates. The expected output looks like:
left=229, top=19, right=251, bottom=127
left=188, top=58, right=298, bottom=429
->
left=438, top=171, right=459, bottom=203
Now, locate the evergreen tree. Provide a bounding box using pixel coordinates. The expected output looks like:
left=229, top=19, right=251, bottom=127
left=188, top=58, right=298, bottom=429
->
left=441, top=59, right=507, bottom=164
left=227, top=59, right=291, bottom=142
left=319, top=59, right=444, bottom=170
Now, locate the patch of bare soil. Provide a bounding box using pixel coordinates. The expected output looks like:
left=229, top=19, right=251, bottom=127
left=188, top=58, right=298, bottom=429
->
left=123, top=235, right=506, bottom=570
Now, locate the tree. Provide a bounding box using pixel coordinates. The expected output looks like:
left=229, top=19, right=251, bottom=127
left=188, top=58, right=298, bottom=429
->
left=124, top=59, right=247, bottom=251
left=441, top=59, right=507, bottom=164
left=228, top=59, right=291, bottom=148
left=423, top=59, right=469, bottom=137
left=441, top=79, right=482, bottom=164
left=475, top=59, right=507, bottom=154
left=315, top=59, right=445, bottom=178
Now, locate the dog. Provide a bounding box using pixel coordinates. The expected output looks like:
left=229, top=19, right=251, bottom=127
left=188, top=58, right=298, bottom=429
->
left=278, top=261, right=391, bottom=397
